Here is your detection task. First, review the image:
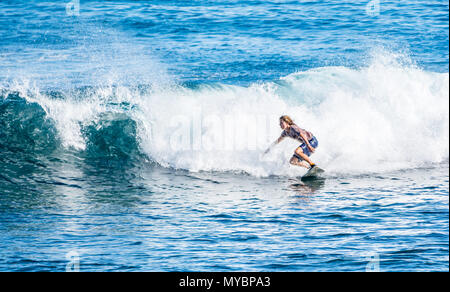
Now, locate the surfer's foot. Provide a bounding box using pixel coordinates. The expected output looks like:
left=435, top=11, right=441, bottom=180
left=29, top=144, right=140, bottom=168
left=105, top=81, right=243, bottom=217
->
left=309, top=163, right=316, bottom=169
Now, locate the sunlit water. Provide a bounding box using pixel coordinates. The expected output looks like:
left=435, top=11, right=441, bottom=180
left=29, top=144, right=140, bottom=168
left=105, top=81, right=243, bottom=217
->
left=1, top=157, right=448, bottom=271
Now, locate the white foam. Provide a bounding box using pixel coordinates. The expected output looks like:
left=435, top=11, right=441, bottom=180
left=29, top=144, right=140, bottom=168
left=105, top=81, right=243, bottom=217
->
left=3, top=51, right=448, bottom=177
left=136, top=52, right=449, bottom=176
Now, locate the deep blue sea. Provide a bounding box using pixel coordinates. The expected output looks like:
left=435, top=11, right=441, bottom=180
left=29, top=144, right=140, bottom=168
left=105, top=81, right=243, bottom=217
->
left=0, top=0, right=448, bottom=272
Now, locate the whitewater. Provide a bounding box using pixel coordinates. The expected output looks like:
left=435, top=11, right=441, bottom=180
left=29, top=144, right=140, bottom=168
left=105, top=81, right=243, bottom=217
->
left=2, top=51, right=448, bottom=177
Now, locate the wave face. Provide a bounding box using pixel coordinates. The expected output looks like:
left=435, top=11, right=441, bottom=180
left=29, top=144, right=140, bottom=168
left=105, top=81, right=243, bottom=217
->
left=0, top=92, right=58, bottom=154
left=1, top=52, right=448, bottom=176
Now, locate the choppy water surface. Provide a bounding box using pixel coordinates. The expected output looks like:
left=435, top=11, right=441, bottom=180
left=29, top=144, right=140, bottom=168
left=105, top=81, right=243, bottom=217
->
left=0, top=161, right=448, bottom=271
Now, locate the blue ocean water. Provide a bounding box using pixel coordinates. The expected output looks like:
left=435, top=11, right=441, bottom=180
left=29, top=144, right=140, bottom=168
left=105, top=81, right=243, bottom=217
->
left=0, top=0, right=449, bottom=271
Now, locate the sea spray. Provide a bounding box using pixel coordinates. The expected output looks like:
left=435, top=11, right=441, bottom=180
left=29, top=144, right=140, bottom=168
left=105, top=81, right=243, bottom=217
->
left=1, top=51, right=448, bottom=176
left=137, top=52, right=449, bottom=175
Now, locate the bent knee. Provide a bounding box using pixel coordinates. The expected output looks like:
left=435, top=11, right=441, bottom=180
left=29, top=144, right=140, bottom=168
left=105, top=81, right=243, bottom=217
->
left=295, top=147, right=304, bottom=155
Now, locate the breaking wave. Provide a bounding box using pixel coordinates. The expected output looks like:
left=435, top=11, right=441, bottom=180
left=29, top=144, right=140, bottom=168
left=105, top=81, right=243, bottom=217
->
left=1, top=51, right=448, bottom=176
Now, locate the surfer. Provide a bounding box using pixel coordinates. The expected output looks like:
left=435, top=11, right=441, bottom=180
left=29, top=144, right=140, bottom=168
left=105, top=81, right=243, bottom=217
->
left=265, top=115, right=319, bottom=170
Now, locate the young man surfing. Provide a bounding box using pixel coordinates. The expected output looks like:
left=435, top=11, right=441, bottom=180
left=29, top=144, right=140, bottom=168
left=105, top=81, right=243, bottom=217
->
left=265, top=115, right=320, bottom=171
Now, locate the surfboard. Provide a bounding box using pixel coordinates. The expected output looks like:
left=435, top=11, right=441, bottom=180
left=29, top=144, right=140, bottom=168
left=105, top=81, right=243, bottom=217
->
left=301, top=166, right=325, bottom=181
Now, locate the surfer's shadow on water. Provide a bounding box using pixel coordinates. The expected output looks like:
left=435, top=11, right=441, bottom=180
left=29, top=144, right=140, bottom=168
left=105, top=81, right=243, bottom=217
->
left=288, top=178, right=326, bottom=200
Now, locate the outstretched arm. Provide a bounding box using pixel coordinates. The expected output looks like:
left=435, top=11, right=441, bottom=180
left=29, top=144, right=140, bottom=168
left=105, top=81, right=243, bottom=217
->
left=264, top=136, right=285, bottom=154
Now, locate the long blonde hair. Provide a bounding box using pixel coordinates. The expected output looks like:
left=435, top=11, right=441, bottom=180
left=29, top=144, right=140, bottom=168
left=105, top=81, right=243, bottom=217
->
left=280, top=115, right=294, bottom=125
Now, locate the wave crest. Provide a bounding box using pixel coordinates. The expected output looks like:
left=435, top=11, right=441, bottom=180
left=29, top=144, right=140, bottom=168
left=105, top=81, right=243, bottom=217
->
left=1, top=51, right=448, bottom=176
